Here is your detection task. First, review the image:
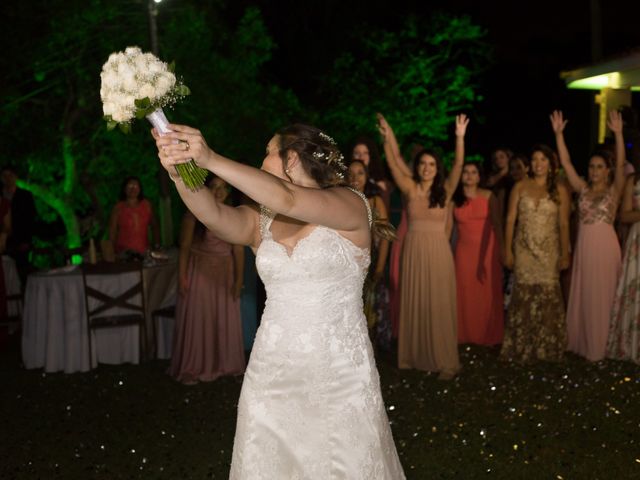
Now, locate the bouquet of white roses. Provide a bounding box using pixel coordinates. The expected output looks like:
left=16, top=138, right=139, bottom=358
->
left=100, top=46, right=207, bottom=190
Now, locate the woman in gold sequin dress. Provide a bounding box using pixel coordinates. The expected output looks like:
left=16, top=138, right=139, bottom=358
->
left=501, top=144, right=571, bottom=363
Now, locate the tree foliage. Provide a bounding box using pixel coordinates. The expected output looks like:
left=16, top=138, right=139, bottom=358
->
left=1, top=0, right=300, bottom=257
left=322, top=13, right=491, bottom=155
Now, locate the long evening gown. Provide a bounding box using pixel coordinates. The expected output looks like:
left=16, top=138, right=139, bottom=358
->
left=566, top=187, right=621, bottom=361
left=454, top=196, right=504, bottom=345
left=389, top=208, right=407, bottom=338
left=169, top=226, right=245, bottom=383
left=230, top=197, right=405, bottom=479
left=501, top=193, right=566, bottom=362
left=608, top=180, right=640, bottom=363
left=397, top=197, right=460, bottom=375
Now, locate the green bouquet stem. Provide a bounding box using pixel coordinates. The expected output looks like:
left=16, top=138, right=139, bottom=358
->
left=175, top=160, right=209, bottom=191
left=145, top=108, right=207, bottom=190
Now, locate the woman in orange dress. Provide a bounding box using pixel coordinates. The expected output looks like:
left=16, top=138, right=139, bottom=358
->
left=453, top=162, right=504, bottom=345
left=108, top=176, right=160, bottom=255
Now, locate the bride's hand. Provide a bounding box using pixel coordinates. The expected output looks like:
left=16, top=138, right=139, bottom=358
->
left=152, top=124, right=214, bottom=175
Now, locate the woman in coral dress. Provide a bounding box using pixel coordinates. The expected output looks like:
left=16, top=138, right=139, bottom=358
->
left=379, top=113, right=468, bottom=380
left=108, top=176, right=160, bottom=254
left=551, top=110, right=625, bottom=361
left=169, top=176, right=245, bottom=384
left=453, top=162, right=504, bottom=345
left=501, top=143, right=571, bottom=363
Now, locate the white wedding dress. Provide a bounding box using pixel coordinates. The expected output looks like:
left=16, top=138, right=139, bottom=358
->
left=229, top=197, right=405, bottom=479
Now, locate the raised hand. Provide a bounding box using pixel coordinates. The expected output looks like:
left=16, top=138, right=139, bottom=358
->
left=455, top=114, right=470, bottom=137
left=152, top=124, right=213, bottom=176
left=607, top=109, right=623, bottom=134
left=376, top=113, right=390, bottom=141
left=549, top=110, right=568, bottom=135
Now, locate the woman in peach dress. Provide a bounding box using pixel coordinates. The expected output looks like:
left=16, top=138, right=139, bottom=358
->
left=378, top=113, right=468, bottom=380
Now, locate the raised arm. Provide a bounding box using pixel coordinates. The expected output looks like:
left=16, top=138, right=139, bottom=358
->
left=153, top=126, right=369, bottom=244
left=376, top=114, right=412, bottom=177
left=444, top=114, right=470, bottom=200
left=376, top=114, right=416, bottom=195
left=550, top=110, right=587, bottom=193
left=607, top=109, right=627, bottom=199
left=619, top=176, right=640, bottom=224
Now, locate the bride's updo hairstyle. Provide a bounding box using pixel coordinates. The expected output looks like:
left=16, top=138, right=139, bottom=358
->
left=277, top=124, right=348, bottom=188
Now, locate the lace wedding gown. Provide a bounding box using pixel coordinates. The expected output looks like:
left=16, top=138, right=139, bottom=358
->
left=229, top=199, right=405, bottom=479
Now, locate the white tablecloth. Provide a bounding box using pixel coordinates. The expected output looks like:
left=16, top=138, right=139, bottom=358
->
left=21, top=261, right=177, bottom=373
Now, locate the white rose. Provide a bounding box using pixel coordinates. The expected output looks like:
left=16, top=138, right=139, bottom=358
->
left=148, top=60, right=164, bottom=74
left=125, top=46, right=142, bottom=56
left=139, top=83, right=157, bottom=100
left=103, top=102, right=116, bottom=116
left=155, top=73, right=176, bottom=95
left=111, top=108, right=130, bottom=122
left=123, top=76, right=138, bottom=93
left=121, top=94, right=136, bottom=108
left=101, top=71, right=120, bottom=90
left=134, top=54, right=149, bottom=73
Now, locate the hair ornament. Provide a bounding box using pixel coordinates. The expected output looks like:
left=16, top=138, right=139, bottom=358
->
left=319, top=132, right=337, bottom=145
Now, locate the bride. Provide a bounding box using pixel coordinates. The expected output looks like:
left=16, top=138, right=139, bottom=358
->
left=153, top=123, right=405, bottom=479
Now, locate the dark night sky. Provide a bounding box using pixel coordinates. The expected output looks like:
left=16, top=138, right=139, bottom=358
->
left=233, top=0, right=640, bottom=165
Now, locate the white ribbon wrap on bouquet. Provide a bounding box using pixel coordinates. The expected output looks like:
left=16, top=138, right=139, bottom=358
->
left=146, top=108, right=172, bottom=135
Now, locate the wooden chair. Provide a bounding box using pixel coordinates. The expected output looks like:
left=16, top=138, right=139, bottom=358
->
left=81, top=261, right=146, bottom=369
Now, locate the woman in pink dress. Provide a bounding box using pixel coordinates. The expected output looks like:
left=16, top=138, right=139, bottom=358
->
left=453, top=162, right=504, bottom=345
left=550, top=110, right=625, bottom=362
left=169, top=175, right=245, bottom=384
left=108, top=176, right=160, bottom=254
left=379, top=113, right=469, bottom=380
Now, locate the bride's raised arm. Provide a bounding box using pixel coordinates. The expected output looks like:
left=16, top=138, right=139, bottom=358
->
left=153, top=124, right=369, bottom=245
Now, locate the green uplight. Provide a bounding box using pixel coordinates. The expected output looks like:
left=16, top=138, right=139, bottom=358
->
left=567, top=71, right=640, bottom=91
left=567, top=74, right=610, bottom=90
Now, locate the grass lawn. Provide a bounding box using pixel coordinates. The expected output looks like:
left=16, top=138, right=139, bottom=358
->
left=2, top=335, right=640, bottom=479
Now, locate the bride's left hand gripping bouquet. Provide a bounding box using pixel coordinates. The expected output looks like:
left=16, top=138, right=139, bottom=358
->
left=100, top=46, right=207, bottom=190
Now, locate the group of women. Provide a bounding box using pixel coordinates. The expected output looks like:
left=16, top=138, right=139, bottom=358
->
left=359, top=109, right=640, bottom=380
left=125, top=107, right=640, bottom=391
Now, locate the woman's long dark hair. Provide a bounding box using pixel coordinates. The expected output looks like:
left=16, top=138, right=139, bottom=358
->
left=348, top=159, right=396, bottom=241
left=348, top=159, right=381, bottom=199
left=530, top=144, right=559, bottom=203
left=118, top=176, right=144, bottom=201
left=277, top=124, right=347, bottom=188
left=452, top=162, right=484, bottom=207
left=350, top=136, right=387, bottom=183
left=413, top=149, right=447, bottom=208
